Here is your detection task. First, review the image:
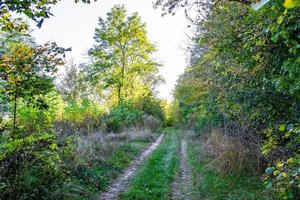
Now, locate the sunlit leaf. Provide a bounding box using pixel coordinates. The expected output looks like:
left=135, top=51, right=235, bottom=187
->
left=284, top=0, right=300, bottom=8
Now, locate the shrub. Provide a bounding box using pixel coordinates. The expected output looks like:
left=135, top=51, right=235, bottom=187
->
left=0, top=130, right=62, bottom=199
left=55, top=98, right=104, bottom=135
left=142, top=114, right=162, bottom=131
left=138, top=95, right=164, bottom=121
left=105, top=102, right=143, bottom=132
left=264, top=154, right=300, bottom=199
left=262, top=123, right=300, bottom=199
left=262, top=123, right=300, bottom=160
left=0, top=92, right=65, bottom=200
left=16, top=92, right=63, bottom=133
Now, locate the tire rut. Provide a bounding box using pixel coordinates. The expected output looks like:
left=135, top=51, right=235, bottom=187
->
left=171, top=139, right=192, bottom=200
left=97, top=134, right=164, bottom=200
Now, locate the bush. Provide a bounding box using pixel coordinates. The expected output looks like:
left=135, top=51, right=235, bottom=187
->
left=264, top=154, right=300, bottom=199
left=262, top=123, right=300, bottom=199
left=0, top=131, right=62, bottom=200
left=55, top=98, right=104, bottom=135
left=0, top=92, right=65, bottom=200
left=138, top=95, right=164, bottom=121
left=262, top=123, right=300, bottom=160
left=105, top=102, right=143, bottom=132
left=15, top=92, right=63, bottom=133
left=142, top=114, right=162, bottom=131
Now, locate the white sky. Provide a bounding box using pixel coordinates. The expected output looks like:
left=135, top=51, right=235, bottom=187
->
left=30, top=0, right=190, bottom=100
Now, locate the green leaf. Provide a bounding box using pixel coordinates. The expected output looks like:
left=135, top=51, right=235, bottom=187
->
left=277, top=16, right=284, bottom=25
left=265, top=167, right=273, bottom=175
left=287, top=191, right=293, bottom=198
left=265, top=181, right=273, bottom=189
left=279, top=124, right=286, bottom=132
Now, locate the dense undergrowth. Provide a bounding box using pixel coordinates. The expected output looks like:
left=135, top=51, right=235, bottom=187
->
left=0, top=5, right=168, bottom=200
left=171, top=0, right=300, bottom=199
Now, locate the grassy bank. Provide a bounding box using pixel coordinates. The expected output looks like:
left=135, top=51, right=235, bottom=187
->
left=187, top=137, right=273, bottom=200
left=121, top=128, right=180, bottom=200
left=51, top=135, right=152, bottom=200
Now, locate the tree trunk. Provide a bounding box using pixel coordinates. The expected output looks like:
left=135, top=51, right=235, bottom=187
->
left=118, top=83, right=122, bottom=105
left=119, top=47, right=126, bottom=105
left=13, top=89, right=18, bottom=134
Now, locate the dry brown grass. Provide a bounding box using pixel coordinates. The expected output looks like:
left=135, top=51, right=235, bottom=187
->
left=106, top=127, right=156, bottom=143
left=74, top=132, right=118, bottom=163
left=201, top=125, right=265, bottom=175
left=73, top=127, right=156, bottom=163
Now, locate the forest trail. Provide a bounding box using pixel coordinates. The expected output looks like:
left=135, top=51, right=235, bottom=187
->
left=171, top=139, right=193, bottom=200
left=97, top=134, right=164, bottom=200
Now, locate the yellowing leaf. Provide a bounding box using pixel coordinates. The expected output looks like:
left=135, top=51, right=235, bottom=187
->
left=273, top=170, right=280, bottom=176
left=277, top=162, right=284, bottom=168
left=287, top=158, right=294, bottom=164
left=284, top=0, right=300, bottom=8
left=282, top=172, right=288, bottom=178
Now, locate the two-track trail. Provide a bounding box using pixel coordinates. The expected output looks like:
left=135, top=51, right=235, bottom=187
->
left=171, top=139, right=193, bottom=200
left=97, top=134, right=164, bottom=200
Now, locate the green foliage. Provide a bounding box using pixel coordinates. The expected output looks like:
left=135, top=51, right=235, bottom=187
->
left=105, top=102, right=143, bottom=132
left=284, top=0, right=300, bottom=8
left=160, top=100, right=174, bottom=127
left=262, top=123, right=300, bottom=156
left=264, top=155, right=300, bottom=199
left=138, top=94, right=164, bottom=121
left=87, top=5, right=160, bottom=105
left=262, top=123, right=300, bottom=199
left=0, top=24, right=66, bottom=200
left=63, top=98, right=104, bottom=127
left=172, top=0, right=300, bottom=199
left=16, top=92, right=62, bottom=132
left=0, top=31, right=66, bottom=133
left=0, top=2, right=166, bottom=200
left=0, top=130, right=61, bottom=199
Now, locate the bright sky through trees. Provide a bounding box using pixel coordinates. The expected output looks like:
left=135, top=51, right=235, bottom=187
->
left=29, top=0, right=190, bottom=100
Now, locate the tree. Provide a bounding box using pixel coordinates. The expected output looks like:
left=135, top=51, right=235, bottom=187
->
left=0, top=31, right=65, bottom=133
left=57, top=61, right=87, bottom=102
left=88, top=5, right=160, bottom=105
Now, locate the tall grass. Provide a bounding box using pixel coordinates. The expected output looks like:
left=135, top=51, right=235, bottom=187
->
left=186, top=130, right=273, bottom=200
left=202, top=127, right=265, bottom=175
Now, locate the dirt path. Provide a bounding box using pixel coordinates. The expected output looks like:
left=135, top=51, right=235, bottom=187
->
left=97, top=134, right=164, bottom=200
left=171, top=139, right=192, bottom=200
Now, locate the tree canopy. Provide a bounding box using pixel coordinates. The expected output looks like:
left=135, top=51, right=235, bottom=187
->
left=88, top=5, right=161, bottom=105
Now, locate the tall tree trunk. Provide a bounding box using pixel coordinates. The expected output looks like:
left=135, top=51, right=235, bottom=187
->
left=13, top=89, right=18, bottom=134
left=118, top=83, right=122, bottom=105
left=119, top=47, right=126, bottom=105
